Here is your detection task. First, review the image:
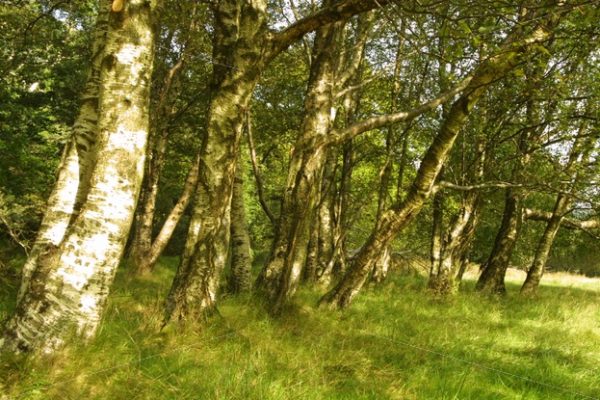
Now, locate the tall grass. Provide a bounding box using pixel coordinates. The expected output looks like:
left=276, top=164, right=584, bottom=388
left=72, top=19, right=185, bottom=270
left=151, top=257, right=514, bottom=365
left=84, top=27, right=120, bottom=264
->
left=1, top=258, right=599, bottom=399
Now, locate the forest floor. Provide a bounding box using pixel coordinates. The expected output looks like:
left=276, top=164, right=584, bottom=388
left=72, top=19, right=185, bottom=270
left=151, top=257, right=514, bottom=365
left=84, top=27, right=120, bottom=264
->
left=1, top=257, right=599, bottom=400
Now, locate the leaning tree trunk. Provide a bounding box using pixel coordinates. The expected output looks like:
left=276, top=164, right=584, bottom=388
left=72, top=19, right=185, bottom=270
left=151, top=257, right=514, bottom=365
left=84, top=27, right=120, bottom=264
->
left=163, top=0, right=391, bottom=323
left=1, top=0, right=155, bottom=353
left=476, top=61, right=550, bottom=294
left=129, top=17, right=194, bottom=273
left=319, top=18, right=556, bottom=309
left=16, top=7, right=109, bottom=303
left=135, top=152, right=201, bottom=272
left=520, top=194, right=569, bottom=294
left=164, top=0, right=268, bottom=322
left=521, top=114, right=594, bottom=294
left=228, top=156, right=253, bottom=293
left=476, top=188, right=523, bottom=294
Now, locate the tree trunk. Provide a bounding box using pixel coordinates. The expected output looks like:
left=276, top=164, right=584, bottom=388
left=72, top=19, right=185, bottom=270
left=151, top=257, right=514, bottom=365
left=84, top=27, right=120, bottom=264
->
left=521, top=113, right=595, bottom=294
left=255, top=17, right=339, bottom=314
left=476, top=189, right=522, bottom=294
left=228, top=156, right=253, bottom=293
left=315, top=151, right=337, bottom=284
left=429, top=137, right=485, bottom=294
left=520, top=194, right=569, bottom=294
left=130, top=128, right=168, bottom=273
left=17, top=7, right=109, bottom=303
left=319, top=18, right=555, bottom=309
left=135, top=152, right=201, bottom=272
left=2, top=0, right=155, bottom=353
left=129, top=33, right=193, bottom=272
left=164, top=0, right=268, bottom=322
left=428, top=190, right=444, bottom=285
left=163, top=0, right=388, bottom=323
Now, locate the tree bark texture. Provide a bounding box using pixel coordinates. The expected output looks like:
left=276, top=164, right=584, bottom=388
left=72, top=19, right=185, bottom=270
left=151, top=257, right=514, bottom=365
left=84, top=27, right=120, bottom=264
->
left=17, top=6, right=109, bottom=303
left=228, top=156, right=253, bottom=293
left=255, top=17, right=340, bottom=314
left=164, top=0, right=268, bottom=322
left=2, top=0, right=155, bottom=353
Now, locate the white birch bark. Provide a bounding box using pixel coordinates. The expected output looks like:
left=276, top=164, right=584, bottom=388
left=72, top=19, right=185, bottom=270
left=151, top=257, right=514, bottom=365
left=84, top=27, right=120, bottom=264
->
left=2, top=0, right=155, bottom=353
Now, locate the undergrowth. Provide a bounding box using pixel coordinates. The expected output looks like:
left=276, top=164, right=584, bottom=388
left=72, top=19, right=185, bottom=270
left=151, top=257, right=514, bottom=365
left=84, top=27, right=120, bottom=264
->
left=1, top=257, right=599, bottom=399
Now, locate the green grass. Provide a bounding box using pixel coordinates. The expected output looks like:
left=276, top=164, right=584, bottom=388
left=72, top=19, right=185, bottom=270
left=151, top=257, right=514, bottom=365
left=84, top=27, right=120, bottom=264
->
left=1, top=258, right=599, bottom=400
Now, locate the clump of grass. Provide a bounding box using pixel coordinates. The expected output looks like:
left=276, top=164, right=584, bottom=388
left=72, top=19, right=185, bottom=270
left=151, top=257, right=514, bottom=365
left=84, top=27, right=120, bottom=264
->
left=1, top=260, right=599, bottom=399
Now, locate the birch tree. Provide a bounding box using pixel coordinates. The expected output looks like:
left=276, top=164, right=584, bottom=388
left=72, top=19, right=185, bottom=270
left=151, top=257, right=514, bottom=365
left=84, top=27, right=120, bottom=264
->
left=320, top=5, right=564, bottom=309
left=1, top=0, right=157, bottom=353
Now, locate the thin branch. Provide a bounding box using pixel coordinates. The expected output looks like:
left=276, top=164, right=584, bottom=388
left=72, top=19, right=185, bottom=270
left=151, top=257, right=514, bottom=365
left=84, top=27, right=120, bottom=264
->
left=324, top=75, right=473, bottom=148
left=267, top=0, right=391, bottom=62
left=436, top=181, right=524, bottom=192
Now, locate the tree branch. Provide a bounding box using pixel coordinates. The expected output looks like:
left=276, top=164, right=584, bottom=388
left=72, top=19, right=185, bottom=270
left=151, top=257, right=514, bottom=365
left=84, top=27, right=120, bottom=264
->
left=267, top=0, right=391, bottom=62
left=324, top=75, right=473, bottom=148
left=436, top=181, right=524, bottom=192
left=524, top=208, right=600, bottom=232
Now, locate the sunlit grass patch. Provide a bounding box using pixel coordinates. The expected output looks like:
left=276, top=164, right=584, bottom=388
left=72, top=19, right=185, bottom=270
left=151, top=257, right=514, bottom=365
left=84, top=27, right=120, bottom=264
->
left=1, top=261, right=599, bottom=399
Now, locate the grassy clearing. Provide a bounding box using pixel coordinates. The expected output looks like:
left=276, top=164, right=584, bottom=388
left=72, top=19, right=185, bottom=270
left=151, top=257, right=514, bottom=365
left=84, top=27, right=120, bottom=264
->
left=1, top=258, right=599, bottom=400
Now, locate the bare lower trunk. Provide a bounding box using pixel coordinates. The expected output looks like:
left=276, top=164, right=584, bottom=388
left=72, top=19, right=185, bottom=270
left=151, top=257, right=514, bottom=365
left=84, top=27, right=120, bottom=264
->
left=164, top=0, right=268, bottom=322
left=428, top=191, right=444, bottom=284
left=130, top=130, right=167, bottom=273
left=520, top=194, right=568, bottom=294
left=228, top=157, right=253, bottom=293
left=2, top=0, right=155, bottom=353
left=256, top=17, right=339, bottom=313
left=476, top=189, right=522, bottom=294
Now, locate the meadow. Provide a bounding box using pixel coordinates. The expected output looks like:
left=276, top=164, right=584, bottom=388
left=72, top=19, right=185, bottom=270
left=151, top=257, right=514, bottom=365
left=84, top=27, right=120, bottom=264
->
left=1, top=258, right=599, bottom=400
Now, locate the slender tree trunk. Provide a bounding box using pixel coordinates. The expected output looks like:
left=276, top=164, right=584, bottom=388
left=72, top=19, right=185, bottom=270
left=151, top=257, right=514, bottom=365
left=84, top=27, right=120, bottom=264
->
left=2, top=0, right=155, bottom=353
left=520, top=194, right=569, bottom=294
left=476, top=188, right=522, bottom=294
left=228, top=156, right=253, bottom=293
left=255, top=18, right=339, bottom=313
left=129, top=11, right=195, bottom=273
left=428, top=191, right=444, bottom=285
left=319, top=19, right=555, bottom=309
left=521, top=115, right=594, bottom=294
left=315, top=151, right=337, bottom=283
left=430, top=138, right=485, bottom=294
left=131, top=128, right=168, bottom=273
left=136, top=153, right=201, bottom=272
left=371, top=33, right=403, bottom=283
left=164, top=0, right=268, bottom=322
left=17, top=7, right=109, bottom=303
